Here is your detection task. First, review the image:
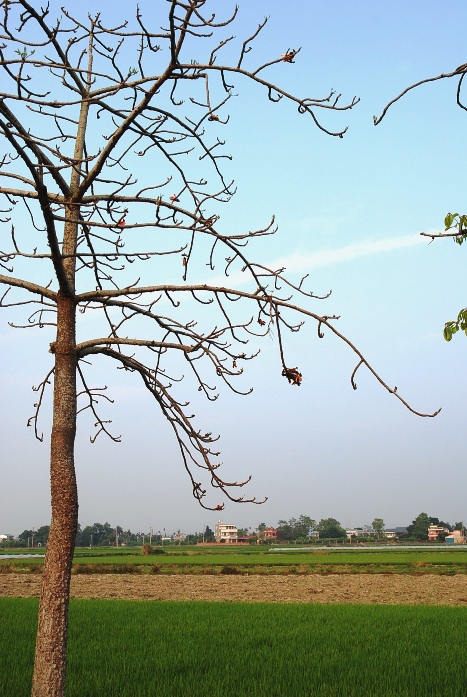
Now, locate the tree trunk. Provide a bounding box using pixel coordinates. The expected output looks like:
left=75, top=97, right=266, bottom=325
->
left=31, top=293, right=77, bottom=697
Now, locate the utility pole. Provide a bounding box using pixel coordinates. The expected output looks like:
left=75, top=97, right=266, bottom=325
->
left=115, top=526, right=118, bottom=547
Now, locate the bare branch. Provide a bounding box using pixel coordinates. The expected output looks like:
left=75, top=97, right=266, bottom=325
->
left=374, top=63, right=467, bottom=125
left=0, top=274, right=57, bottom=300
left=27, top=367, right=54, bottom=442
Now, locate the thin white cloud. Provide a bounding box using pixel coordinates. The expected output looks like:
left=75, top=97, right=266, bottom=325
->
left=206, top=232, right=428, bottom=288
left=272, top=233, right=426, bottom=274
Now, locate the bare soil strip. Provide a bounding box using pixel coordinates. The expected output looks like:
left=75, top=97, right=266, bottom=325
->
left=2, top=573, right=467, bottom=604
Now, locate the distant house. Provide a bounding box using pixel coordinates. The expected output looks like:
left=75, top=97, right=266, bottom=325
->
left=427, top=525, right=450, bottom=542
left=0, top=534, right=7, bottom=543
left=385, top=527, right=407, bottom=538
left=236, top=534, right=251, bottom=543
left=346, top=526, right=406, bottom=540
left=255, top=527, right=278, bottom=544
left=262, top=527, right=277, bottom=541
left=214, top=521, right=238, bottom=543
left=445, top=530, right=466, bottom=545
left=173, top=531, right=185, bottom=544
left=346, top=527, right=370, bottom=539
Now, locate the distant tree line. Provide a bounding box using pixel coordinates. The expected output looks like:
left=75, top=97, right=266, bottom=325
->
left=2, top=513, right=464, bottom=547
left=242, top=516, right=348, bottom=542
left=274, top=516, right=346, bottom=542
left=2, top=522, right=214, bottom=548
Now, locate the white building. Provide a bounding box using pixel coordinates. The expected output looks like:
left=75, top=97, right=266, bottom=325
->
left=214, top=521, right=238, bottom=543
left=346, top=527, right=371, bottom=539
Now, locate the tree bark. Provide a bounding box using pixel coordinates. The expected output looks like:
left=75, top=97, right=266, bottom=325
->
left=31, top=293, right=77, bottom=697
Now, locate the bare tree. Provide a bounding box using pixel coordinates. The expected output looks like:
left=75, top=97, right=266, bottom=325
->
left=374, top=62, right=467, bottom=342
left=0, top=1, right=439, bottom=695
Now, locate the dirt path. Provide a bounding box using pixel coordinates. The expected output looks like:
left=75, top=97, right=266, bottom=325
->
left=2, top=573, right=467, bottom=604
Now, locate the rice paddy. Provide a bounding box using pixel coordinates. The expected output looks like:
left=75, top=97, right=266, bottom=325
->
left=1, top=598, right=466, bottom=696
left=2, top=547, right=466, bottom=694
left=2, top=546, right=467, bottom=575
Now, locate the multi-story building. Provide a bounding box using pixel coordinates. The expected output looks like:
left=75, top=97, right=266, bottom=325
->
left=214, top=521, right=238, bottom=543
left=427, top=524, right=450, bottom=542
left=262, top=527, right=277, bottom=541
left=254, top=527, right=279, bottom=543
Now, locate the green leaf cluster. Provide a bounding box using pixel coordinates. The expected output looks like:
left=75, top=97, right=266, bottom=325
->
left=444, top=212, right=467, bottom=245
left=442, top=212, right=467, bottom=340
left=443, top=308, right=467, bottom=341
left=15, top=46, right=34, bottom=60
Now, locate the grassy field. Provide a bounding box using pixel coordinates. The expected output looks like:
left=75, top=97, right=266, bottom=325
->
left=2, top=546, right=467, bottom=575
left=1, top=598, right=466, bottom=696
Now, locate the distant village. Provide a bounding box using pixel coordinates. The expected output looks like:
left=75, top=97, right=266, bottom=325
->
left=1, top=513, right=465, bottom=547
left=211, top=521, right=466, bottom=545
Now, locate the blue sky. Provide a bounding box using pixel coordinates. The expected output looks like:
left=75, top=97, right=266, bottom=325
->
left=1, top=0, right=467, bottom=537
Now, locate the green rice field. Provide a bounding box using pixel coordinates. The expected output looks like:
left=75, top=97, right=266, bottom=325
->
left=2, top=546, right=467, bottom=574
left=1, top=598, right=466, bottom=696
